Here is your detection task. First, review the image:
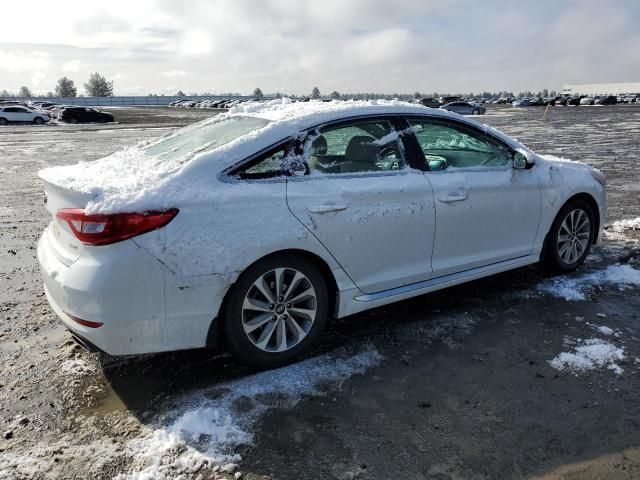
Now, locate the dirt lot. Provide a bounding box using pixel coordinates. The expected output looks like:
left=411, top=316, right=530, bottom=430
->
left=1, top=105, right=639, bottom=480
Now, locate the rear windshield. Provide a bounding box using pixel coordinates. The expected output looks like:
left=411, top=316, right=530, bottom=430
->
left=144, top=116, right=270, bottom=161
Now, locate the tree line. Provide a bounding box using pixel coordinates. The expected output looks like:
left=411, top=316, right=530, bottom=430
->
left=2, top=73, right=114, bottom=98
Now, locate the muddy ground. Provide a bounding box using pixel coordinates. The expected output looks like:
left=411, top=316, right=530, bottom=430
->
left=0, top=105, right=639, bottom=480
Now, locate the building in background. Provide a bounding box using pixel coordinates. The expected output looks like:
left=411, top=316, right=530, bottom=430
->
left=562, top=82, right=640, bottom=95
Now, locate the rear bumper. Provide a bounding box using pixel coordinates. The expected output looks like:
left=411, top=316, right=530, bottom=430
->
left=37, top=227, right=228, bottom=355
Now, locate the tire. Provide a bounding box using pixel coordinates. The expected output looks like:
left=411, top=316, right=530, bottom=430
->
left=69, top=117, right=78, bottom=124
left=543, top=199, right=595, bottom=273
left=472, top=109, right=480, bottom=115
left=33, top=117, right=44, bottom=125
left=0, top=118, right=7, bottom=126
left=223, top=254, right=329, bottom=369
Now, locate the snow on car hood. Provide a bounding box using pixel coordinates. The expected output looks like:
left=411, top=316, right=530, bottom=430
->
left=38, top=99, right=494, bottom=214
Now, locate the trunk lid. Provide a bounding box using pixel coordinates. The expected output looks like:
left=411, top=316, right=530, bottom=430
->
left=42, top=180, right=93, bottom=266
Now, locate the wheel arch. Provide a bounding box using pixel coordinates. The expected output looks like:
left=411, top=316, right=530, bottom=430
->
left=540, top=192, right=601, bottom=261
left=207, top=248, right=339, bottom=348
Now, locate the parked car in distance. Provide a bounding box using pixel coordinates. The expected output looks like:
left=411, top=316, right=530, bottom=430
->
left=580, top=96, right=595, bottom=105
left=0, top=106, right=50, bottom=125
left=512, top=98, right=531, bottom=107
left=59, top=107, right=114, bottom=124
left=418, top=97, right=441, bottom=108
left=440, top=101, right=486, bottom=115
left=566, top=96, right=583, bottom=106
left=37, top=101, right=606, bottom=368
left=594, top=95, right=617, bottom=105
left=440, top=96, right=462, bottom=104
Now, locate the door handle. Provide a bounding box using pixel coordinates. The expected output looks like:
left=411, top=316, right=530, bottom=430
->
left=438, top=191, right=468, bottom=203
left=307, top=204, right=349, bottom=214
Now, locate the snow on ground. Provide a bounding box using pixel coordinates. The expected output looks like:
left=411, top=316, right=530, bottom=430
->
left=537, top=264, right=640, bottom=301
left=117, top=347, right=383, bottom=480
left=610, top=217, right=640, bottom=233
left=61, top=358, right=95, bottom=375
left=549, top=338, right=625, bottom=375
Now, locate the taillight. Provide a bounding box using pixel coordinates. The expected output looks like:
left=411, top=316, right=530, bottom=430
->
left=56, top=208, right=178, bottom=246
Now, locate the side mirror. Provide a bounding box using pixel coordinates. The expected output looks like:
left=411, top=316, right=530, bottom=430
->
left=513, top=149, right=535, bottom=170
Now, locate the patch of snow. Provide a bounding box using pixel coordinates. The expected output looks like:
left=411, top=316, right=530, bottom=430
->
left=610, top=217, right=640, bottom=233
left=549, top=338, right=625, bottom=375
left=537, top=264, right=640, bottom=301
left=116, top=347, right=383, bottom=480
left=61, top=359, right=94, bottom=375
left=595, top=325, right=614, bottom=336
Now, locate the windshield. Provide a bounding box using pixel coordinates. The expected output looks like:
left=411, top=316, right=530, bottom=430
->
left=144, top=116, right=270, bottom=161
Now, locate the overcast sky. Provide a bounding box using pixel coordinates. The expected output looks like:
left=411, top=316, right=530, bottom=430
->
left=1, top=0, right=639, bottom=96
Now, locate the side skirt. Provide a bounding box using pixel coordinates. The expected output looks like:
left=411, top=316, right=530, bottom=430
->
left=338, top=255, right=539, bottom=317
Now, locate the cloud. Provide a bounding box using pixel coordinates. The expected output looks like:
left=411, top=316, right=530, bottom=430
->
left=0, top=0, right=638, bottom=95
left=162, top=70, right=194, bottom=78
left=62, top=60, right=80, bottom=72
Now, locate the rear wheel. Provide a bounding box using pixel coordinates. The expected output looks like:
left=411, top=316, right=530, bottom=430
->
left=0, top=118, right=7, bottom=126
left=543, top=200, right=595, bottom=272
left=33, top=117, right=44, bottom=125
left=472, top=109, right=480, bottom=115
left=224, top=254, right=329, bottom=369
left=69, top=117, right=78, bottom=124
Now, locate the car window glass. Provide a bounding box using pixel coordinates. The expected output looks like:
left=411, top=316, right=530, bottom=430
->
left=409, top=119, right=512, bottom=170
left=304, top=120, right=404, bottom=175
left=242, top=146, right=287, bottom=177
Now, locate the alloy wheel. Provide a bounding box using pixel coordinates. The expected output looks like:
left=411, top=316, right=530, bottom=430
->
left=557, top=208, right=591, bottom=264
left=241, top=268, right=317, bottom=353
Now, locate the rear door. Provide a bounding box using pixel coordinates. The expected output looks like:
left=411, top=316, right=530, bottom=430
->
left=286, top=117, right=436, bottom=294
left=406, top=116, right=541, bottom=277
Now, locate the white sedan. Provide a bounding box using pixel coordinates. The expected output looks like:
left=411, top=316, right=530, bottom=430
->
left=0, top=106, right=50, bottom=125
left=37, top=100, right=606, bottom=368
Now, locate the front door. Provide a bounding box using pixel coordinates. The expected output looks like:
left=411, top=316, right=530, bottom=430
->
left=407, top=117, right=541, bottom=277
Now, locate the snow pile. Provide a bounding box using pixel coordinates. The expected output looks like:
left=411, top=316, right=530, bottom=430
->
left=610, top=217, right=640, bottom=233
left=61, top=359, right=95, bottom=375
left=549, top=338, right=625, bottom=375
left=117, top=348, right=383, bottom=479
left=537, top=264, right=640, bottom=300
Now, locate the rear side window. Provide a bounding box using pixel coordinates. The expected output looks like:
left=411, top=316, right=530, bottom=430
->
left=409, top=119, right=512, bottom=170
left=304, top=119, right=404, bottom=175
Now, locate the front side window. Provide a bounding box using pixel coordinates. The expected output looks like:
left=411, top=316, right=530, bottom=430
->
left=409, top=119, right=512, bottom=170
left=304, top=119, right=404, bottom=175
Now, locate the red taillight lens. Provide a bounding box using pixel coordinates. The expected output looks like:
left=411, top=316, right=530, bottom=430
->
left=56, top=208, right=178, bottom=246
left=65, top=312, right=103, bottom=328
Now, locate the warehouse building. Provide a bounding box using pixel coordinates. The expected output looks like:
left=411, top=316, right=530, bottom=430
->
left=562, top=82, right=640, bottom=96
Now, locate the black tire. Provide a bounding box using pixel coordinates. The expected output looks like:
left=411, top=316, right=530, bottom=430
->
left=0, top=118, right=7, bottom=126
left=543, top=199, right=595, bottom=273
left=69, top=117, right=79, bottom=124
left=223, top=254, right=329, bottom=369
left=33, top=117, right=44, bottom=125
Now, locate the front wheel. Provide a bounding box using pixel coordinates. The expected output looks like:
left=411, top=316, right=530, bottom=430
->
left=224, top=254, right=329, bottom=369
left=0, top=118, right=7, bottom=126
left=472, top=109, right=480, bottom=115
left=33, top=117, right=44, bottom=125
left=543, top=200, right=595, bottom=272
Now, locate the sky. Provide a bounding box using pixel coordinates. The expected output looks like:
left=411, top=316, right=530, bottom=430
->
left=1, top=0, right=639, bottom=96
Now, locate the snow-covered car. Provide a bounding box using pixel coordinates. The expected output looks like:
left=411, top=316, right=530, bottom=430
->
left=439, top=101, right=485, bottom=115
left=0, top=106, right=50, bottom=125
left=37, top=100, right=606, bottom=368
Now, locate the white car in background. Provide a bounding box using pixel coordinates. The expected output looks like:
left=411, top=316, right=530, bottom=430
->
left=37, top=100, right=606, bottom=368
left=0, top=106, right=50, bottom=125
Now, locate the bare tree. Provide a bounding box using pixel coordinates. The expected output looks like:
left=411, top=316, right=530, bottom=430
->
left=253, top=88, right=264, bottom=98
left=330, top=91, right=341, bottom=99
left=84, top=73, right=113, bottom=97
left=55, top=77, right=77, bottom=97
left=176, top=90, right=186, bottom=96
left=18, top=86, right=32, bottom=98
left=311, top=87, right=320, bottom=99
